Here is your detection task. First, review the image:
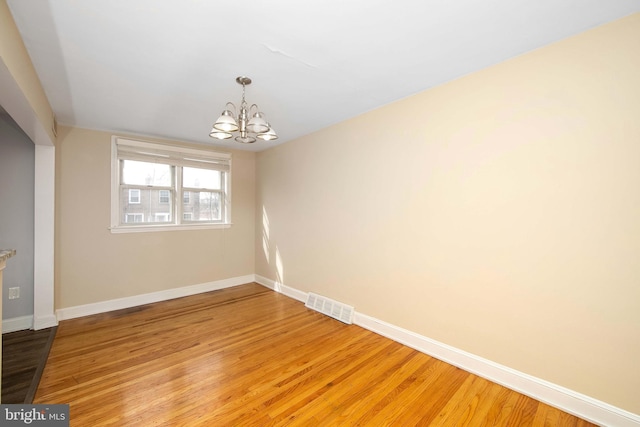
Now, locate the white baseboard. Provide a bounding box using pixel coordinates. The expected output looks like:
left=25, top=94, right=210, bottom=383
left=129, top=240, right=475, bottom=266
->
left=255, top=275, right=307, bottom=302
left=355, top=313, right=640, bottom=427
left=2, top=315, right=34, bottom=333
left=33, top=313, right=58, bottom=330
left=255, top=275, right=640, bottom=427
left=56, top=275, right=255, bottom=321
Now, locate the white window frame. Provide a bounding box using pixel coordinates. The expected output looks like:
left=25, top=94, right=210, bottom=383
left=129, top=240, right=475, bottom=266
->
left=110, top=136, right=232, bottom=233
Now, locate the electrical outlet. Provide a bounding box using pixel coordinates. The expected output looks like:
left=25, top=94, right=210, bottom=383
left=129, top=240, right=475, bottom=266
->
left=8, top=287, right=20, bottom=299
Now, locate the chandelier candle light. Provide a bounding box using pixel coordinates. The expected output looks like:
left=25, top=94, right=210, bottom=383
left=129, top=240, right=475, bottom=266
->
left=209, top=76, right=278, bottom=143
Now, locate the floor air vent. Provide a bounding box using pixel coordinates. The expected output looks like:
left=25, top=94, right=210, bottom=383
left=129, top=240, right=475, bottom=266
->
left=305, top=293, right=354, bottom=324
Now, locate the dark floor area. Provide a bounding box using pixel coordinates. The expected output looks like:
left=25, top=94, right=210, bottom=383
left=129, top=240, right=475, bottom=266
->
left=2, top=327, right=56, bottom=403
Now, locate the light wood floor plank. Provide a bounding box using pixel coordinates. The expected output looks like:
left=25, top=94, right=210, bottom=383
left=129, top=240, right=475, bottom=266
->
left=35, top=283, right=597, bottom=426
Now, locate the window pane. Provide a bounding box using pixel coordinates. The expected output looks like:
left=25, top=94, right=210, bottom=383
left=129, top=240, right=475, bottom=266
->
left=182, top=191, right=221, bottom=221
left=121, top=188, right=173, bottom=223
left=122, top=160, right=172, bottom=186
left=183, top=167, right=221, bottom=189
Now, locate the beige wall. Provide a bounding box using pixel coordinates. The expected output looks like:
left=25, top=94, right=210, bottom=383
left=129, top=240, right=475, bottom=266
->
left=55, top=126, right=255, bottom=308
left=0, top=0, right=55, bottom=144
left=256, top=14, right=640, bottom=414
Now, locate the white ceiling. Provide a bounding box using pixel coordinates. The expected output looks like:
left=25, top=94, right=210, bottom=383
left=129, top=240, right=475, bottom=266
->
left=6, top=0, right=639, bottom=152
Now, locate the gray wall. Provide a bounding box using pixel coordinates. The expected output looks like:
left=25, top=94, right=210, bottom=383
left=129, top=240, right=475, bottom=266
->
left=0, top=110, right=34, bottom=321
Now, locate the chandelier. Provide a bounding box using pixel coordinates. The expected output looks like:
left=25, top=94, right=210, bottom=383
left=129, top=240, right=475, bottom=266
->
left=209, top=76, right=278, bottom=143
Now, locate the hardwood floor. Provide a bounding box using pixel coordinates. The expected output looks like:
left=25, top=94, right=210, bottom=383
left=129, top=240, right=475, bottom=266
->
left=2, top=326, right=56, bottom=403
left=35, top=283, right=595, bottom=426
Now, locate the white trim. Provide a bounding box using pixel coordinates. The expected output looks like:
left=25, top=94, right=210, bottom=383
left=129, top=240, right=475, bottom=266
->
left=33, top=313, right=58, bottom=330
left=33, top=144, right=57, bottom=330
left=109, top=223, right=231, bottom=234
left=255, top=277, right=640, bottom=427
left=2, top=315, right=33, bottom=333
left=56, top=275, right=255, bottom=321
left=255, top=274, right=307, bottom=303
left=355, top=313, right=640, bottom=427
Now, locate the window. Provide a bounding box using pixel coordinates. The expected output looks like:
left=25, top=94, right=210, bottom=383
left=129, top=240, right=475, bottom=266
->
left=159, top=190, right=170, bottom=204
left=111, top=137, right=231, bottom=233
left=129, top=189, right=141, bottom=204
left=125, top=213, right=144, bottom=223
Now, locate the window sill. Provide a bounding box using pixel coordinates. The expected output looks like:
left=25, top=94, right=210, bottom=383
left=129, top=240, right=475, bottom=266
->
left=109, top=223, right=232, bottom=234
